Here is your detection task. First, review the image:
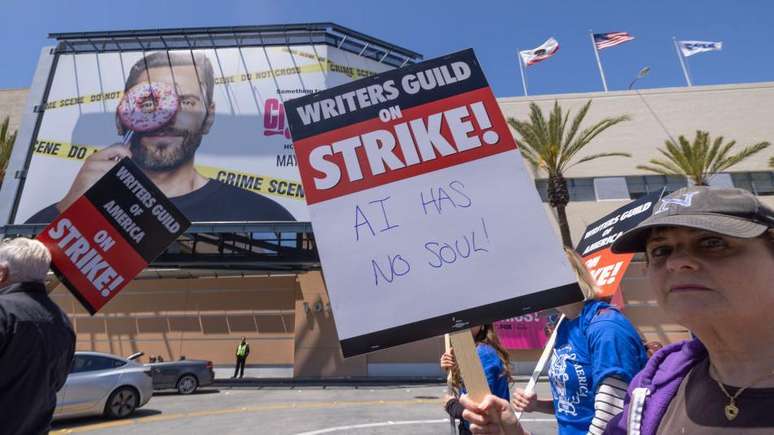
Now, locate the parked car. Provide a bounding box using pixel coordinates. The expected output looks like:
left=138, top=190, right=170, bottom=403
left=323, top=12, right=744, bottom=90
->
left=54, top=352, right=153, bottom=421
left=129, top=353, right=215, bottom=394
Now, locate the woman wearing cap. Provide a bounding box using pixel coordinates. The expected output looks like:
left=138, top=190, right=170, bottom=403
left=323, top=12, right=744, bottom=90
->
left=459, top=187, right=774, bottom=434
left=602, top=186, right=774, bottom=434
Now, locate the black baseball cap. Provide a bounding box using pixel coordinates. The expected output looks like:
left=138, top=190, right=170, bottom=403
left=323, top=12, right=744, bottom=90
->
left=611, top=186, right=774, bottom=253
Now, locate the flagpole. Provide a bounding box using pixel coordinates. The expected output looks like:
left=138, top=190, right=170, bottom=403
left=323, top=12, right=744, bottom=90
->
left=517, top=50, right=529, bottom=96
left=672, top=37, right=693, bottom=87
left=590, top=31, right=609, bottom=92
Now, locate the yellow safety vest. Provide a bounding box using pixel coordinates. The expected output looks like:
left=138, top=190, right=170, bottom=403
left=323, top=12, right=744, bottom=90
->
left=237, top=343, right=248, bottom=357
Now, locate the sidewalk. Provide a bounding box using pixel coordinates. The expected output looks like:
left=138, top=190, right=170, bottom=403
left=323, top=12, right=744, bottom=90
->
left=213, top=375, right=542, bottom=388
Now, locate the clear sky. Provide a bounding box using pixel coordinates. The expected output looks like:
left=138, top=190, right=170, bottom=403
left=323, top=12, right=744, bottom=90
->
left=1, top=0, right=772, bottom=97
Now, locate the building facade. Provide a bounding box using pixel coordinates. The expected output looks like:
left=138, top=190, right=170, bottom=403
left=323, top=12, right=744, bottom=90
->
left=3, top=79, right=773, bottom=377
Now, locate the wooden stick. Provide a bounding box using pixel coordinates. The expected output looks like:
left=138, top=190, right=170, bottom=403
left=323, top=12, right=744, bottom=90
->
left=449, top=330, right=490, bottom=401
left=449, top=330, right=508, bottom=433
left=514, top=314, right=564, bottom=420
left=444, top=334, right=457, bottom=434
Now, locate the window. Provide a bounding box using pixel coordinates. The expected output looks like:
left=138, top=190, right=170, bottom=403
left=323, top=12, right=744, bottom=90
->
left=71, top=355, right=126, bottom=373
left=626, top=175, right=687, bottom=199
left=731, top=172, right=774, bottom=196
left=707, top=173, right=734, bottom=188
left=534, top=179, right=549, bottom=202
left=533, top=178, right=596, bottom=202
left=594, top=177, right=630, bottom=201
left=568, top=178, right=596, bottom=201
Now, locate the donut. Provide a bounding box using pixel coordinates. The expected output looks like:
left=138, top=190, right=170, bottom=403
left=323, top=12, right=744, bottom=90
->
left=117, top=82, right=179, bottom=132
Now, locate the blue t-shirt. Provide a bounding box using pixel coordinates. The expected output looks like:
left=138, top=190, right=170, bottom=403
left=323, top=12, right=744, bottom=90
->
left=460, top=343, right=511, bottom=400
left=548, top=300, right=647, bottom=435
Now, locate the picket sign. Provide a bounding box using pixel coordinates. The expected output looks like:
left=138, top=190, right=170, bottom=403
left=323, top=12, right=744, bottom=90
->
left=515, top=314, right=564, bottom=420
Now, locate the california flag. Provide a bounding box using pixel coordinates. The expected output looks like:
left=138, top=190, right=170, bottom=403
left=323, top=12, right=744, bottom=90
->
left=519, top=37, right=559, bottom=66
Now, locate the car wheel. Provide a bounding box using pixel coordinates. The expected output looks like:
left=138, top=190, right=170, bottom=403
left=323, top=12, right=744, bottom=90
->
left=177, top=374, right=199, bottom=395
left=104, top=387, right=139, bottom=419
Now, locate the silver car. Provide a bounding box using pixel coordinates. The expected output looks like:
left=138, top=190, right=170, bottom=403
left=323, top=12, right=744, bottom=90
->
left=54, top=352, right=153, bottom=420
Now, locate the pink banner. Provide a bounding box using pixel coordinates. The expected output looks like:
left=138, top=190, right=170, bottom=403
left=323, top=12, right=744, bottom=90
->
left=495, top=312, right=551, bottom=350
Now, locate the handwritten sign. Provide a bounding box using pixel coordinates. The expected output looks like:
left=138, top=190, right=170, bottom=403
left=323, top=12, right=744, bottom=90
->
left=37, top=158, right=189, bottom=314
left=575, top=190, right=663, bottom=298
left=286, top=49, right=583, bottom=357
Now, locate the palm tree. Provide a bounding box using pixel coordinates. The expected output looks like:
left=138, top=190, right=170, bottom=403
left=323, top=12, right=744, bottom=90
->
left=0, top=116, right=17, bottom=186
left=637, top=131, right=770, bottom=186
left=508, top=100, right=631, bottom=247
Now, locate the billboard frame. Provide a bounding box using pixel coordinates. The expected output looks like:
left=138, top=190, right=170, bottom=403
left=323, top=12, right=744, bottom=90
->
left=0, top=23, right=422, bottom=272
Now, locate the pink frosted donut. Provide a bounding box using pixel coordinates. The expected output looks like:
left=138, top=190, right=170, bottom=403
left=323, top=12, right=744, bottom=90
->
left=117, top=82, right=179, bottom=132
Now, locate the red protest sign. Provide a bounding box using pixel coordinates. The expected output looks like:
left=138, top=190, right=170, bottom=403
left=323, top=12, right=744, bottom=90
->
left=37, top=158, right=189, bottom=314
left=575, top=190, right=664, bottom=298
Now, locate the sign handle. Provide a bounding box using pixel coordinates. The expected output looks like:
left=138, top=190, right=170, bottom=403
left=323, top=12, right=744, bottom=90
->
left=449, top=329, right=507, bottom=432
left=444, top=334, right=457, bottom=434
left=514, top=314, right=564, bottom=420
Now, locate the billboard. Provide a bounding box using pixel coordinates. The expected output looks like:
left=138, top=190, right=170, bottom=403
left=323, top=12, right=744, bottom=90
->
left=14, top=44, right=393, bottom=224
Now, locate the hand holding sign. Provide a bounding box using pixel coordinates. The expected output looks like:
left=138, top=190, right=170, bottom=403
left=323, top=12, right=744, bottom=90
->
left=57, top=144, right=131, bottom=212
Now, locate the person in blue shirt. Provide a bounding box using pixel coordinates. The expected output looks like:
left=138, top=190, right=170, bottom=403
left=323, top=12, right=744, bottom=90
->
left=509, top=248, right=647, bottom=435
left=441, top=324, right=511, bottom=435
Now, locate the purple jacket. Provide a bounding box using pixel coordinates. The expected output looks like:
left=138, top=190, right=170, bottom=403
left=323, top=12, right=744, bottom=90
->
left=603, top=338, right=707, bottom=435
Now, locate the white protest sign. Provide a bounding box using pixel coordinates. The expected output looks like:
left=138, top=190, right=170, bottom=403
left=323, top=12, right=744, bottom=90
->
left=286, top=49, right=583, bottom=357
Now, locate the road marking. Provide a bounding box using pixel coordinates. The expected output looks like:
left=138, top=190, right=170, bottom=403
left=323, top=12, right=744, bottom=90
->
left=293, top=419, right=449, bottom=434
left=293, top=417, right=557, bottom=434
left=50, top=398, right=439, bottom=433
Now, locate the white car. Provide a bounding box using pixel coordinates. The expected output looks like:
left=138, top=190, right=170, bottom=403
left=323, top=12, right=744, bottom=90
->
left=54, top=352, right=154, bottom=420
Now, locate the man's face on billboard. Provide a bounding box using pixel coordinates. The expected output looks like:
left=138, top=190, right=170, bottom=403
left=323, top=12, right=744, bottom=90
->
left=123, top=64, right=215, bottom=171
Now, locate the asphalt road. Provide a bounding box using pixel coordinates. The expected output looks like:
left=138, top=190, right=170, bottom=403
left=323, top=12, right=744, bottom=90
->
left=50, top=382, right=558, bottom=434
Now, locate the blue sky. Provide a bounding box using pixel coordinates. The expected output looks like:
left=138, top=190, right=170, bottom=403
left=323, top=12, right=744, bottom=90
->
left=1, top=1, right=772, bottom=97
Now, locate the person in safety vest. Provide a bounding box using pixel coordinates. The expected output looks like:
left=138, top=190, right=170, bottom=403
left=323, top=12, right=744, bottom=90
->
left=232, top=337, right=250, bottom=379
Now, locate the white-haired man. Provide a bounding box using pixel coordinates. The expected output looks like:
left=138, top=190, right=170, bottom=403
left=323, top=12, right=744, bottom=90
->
left=0, top=238, right=75, bottom=435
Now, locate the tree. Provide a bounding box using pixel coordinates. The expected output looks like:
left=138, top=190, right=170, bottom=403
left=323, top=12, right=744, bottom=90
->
left=637, top=130, right=770, bottom=186
left=770, top=156, right=773, bottom=169
left=508, top=100, right=631, bottom=247
left=0, top=116, right=17, bottom=186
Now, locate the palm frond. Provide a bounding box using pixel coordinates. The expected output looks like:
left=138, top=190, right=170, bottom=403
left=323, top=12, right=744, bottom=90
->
left=568, top=152, right=631, bottom=169
left=643, top=130, right=770, bottom=184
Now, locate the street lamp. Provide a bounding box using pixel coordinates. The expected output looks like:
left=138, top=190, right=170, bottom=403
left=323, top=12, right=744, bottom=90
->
left=628, top=66, right=651, bottom=90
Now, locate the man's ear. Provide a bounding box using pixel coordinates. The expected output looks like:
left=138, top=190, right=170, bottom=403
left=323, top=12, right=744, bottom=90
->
left=0, top=264, right=9, bottom=285
left=201, top=102, right=215, bottom=134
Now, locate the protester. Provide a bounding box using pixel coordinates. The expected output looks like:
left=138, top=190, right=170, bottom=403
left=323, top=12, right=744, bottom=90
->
left=232, top=336, right=250, bottom=379
left=440, top=324, right=511, bottom=435
left=460, top=247, right=647, bottom=434
left=0, top=238, right=75, bottom=435
left=600, top=186, right=774, bottom=433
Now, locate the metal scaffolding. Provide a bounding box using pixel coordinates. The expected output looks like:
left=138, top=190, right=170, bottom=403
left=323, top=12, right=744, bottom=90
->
left=48, top=23, right=422, bottom=69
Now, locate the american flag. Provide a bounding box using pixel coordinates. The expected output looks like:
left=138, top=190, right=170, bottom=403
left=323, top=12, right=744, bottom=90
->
left=593, top=32, right=635, bottom=50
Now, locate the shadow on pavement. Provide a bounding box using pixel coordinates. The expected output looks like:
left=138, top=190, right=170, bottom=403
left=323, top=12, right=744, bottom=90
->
left=153, top=388, right=221, bottom=397
left=51, top=409, right=162, bottom=430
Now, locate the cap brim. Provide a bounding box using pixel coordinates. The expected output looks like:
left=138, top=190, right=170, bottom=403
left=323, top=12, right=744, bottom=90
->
left=611, top=213, right=769, bottom=253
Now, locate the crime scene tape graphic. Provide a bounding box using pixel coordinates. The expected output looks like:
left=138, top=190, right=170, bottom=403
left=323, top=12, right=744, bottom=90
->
left=42, top=49, right=376, bottom=111
left=31, top=139, right=305, bottom=202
